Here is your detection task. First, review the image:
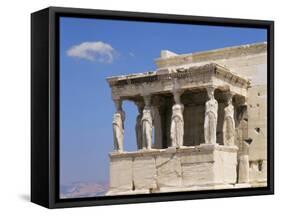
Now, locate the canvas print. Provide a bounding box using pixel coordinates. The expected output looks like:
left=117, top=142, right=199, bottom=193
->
left=59, top=17, right=267, bottom=198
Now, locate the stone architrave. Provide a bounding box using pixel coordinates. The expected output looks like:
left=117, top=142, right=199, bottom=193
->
left=141, top=107, right=153, bottom=150
left=223, top=95, right=235, bottom=146
left=204, top=87, right=218, bottom=144
left=170, top=104, right=184, bottom=148
left=112, top=112, right=124, bottom=152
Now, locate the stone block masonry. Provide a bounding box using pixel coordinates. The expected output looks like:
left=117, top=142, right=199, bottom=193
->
left=106, top=144, right=238, bottom=195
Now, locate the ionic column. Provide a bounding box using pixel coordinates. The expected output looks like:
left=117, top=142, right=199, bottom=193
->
left=141, top=95, right=153, bottom=150
left=203, top=86, right=218, bottom=145
left=134, top=101, right=144, bottom=150
left=170, top=90, right=184, bottom=148
left=112, top=99, right=125, bottom=152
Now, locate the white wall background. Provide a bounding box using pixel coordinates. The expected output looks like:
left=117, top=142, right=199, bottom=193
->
left=0, top=0, right=279, bottom=214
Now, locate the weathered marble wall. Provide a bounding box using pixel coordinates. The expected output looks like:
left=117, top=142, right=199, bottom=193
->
left=107, top=145, right=238, bottom=195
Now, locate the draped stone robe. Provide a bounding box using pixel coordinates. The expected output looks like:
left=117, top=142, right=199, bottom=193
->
left=170, top=104, right=184, bottom=147
left=223, top=103, right=235, bottom=146
left=204, top=98, right=218, bottom=144
left=112, top=112, right=124, bottom=152
left=141, top=108, right=153, bottom=149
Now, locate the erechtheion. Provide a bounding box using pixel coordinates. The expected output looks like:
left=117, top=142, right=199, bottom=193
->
left=106, top=42, right=267, bottom=195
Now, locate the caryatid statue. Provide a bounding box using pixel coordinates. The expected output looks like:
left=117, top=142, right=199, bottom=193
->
left=141, top=96, right=153, bottom=150
left=170, top=87, right=184, bottom=148
left=204, top=87, right=218, bottom=144
left=170, top=103, right=184, bottom=148
left=223, top=94, right=235, bottom=146
left=112, top=99, right=125, bottom=152
left=112, top=112, right=124, bottom=152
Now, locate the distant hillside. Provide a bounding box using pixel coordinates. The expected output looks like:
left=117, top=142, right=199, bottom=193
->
left=60, top=181, right=109, bottom=198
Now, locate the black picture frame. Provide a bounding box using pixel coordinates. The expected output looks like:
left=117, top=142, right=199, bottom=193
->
left=31, top=6, right=274, bottom=209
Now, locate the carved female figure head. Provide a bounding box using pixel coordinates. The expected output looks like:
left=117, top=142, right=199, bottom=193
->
left=207, top=86, right=215, bottom=99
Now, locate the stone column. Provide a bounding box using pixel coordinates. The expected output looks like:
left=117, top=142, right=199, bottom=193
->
left=203, top=86, right=218, bottom=145
left=141, top=95, right=153, bottom=150
left=135, top=101, right=144, bottom=150
left=223, top=93, right=235, bottom=146
left=170, top=89, right=184, bottom=148
left=112, top=99, right=125, bottom=152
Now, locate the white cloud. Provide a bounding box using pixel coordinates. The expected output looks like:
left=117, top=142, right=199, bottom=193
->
left=66, top=41, right=116, bottom=63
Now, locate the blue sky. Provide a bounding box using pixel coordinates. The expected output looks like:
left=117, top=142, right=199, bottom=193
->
left=59, top=16, right=266, bottom=189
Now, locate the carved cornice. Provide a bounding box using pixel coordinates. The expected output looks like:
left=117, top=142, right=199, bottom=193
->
left=107, top=63, right=249, bottom=89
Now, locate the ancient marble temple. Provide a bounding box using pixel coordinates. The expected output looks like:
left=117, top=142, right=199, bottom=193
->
left=106, top=42, right=267, bottom=195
